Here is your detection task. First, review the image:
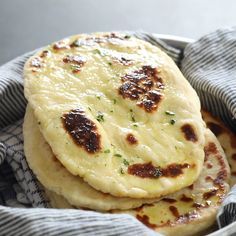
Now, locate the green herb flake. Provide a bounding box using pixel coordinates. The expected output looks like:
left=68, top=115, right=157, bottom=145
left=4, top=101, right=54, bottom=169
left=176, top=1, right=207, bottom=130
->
left=170, top=119, right=176, bottom=125
left=104, top=149, right=110, bottom=153
left=38, top=121, right=41, bottom=125
left=129, top=109, right=136, bottom=122
left=96, top=95, right=101, bottom=100
left=70, top=65, right=79, bottom=71
left=110, top=110, right=114, bottom=113
left=123, top=159, right=130, bottom=166
left=93, top=49, right=101, bottom=55
left=96, top=112, right=104, bottom=122
left=124, top=35, right=131, bottom=39
left=131, top=114, right=136, bottom=122
left=113, top=99, right=117, bottom=104
left=108, top=62, right=112, bottom=66
left=132, top=124, right=138, bottom=128
left=88, top=107, right=92, bottom=111
left=165, top=111, right=175, bottom=116
left=120, top=168, right=125, bottom=174
left=114, top=153, right=122, bottom=158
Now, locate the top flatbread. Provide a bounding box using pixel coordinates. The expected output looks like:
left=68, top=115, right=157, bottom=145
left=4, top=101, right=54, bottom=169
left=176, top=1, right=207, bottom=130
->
left=23, top=105, right=158, bottom=211
left=24, top=32, right=205, bottom=198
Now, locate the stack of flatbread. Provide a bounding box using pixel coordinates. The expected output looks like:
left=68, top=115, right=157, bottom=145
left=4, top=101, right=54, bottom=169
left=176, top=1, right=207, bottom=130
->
left=23, top=32, right=235, bottom=236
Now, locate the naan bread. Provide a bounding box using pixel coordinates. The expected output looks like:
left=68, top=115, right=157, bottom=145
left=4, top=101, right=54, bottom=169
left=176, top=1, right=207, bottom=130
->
left=44, top=189, right=74, bottom=209
left=42, top=129, right=230, bottom=236
left=202, top=110, right=236, bottom=186
left=24, top=32, right=205, bottom=198
left=23, top=105, right=158, bottom=211
left=115, top=129, right=230, bottom=236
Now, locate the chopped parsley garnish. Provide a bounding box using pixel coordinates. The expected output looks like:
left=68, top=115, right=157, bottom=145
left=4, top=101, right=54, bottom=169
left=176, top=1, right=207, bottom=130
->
left=108, top=62, right=112, bottom=66
left=170, top=119, right=176, bottom=125
left=132, top=124, right=138, bottom=128
left=165, top=111, right=175, bottom=116
left=96, top=112, right=104, bottom=122
left=96, top=95, right=101, bottom=100
left=104, top=149, right=110, bottom=153
left=130, top=110, right=136, bottom=122
left=114, top=153, right=122, bottom=158
left=70, top=65, right=80, bottom=71
left=110, top=110, right=114, bottom=113
left=93, top=49, right=102, bottom=55
left=88, top=107, right=92, bottom=111
left=124, top=35, right=131, bottom=39
left=123, top=159, right=130, bottom=166
left=113, top=99, right=117, bottom=104
left=120, top=168, right=125, bottom=174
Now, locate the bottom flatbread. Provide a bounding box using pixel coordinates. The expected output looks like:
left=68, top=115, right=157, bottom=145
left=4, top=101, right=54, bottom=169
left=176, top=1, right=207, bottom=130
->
left=202, top=111, right=236, bottom=186
left=43, top=128, right=230, bottom=236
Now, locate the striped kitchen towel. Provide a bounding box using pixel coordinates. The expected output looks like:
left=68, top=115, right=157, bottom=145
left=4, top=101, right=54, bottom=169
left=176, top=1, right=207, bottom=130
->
left=0, top=28, right=235, bottom=235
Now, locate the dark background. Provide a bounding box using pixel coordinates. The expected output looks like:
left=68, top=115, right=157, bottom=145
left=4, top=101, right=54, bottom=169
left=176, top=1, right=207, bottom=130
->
left=0, top=0, right=235, bottom=65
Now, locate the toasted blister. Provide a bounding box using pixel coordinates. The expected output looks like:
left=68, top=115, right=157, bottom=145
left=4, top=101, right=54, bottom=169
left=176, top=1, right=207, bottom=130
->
left=202, top=110, right=236, bottom=186
left=24, top=32, right=206, bottom=198
left=40, top=129, right=230, bottom=236
left=24, top=105, right=162, bottom=211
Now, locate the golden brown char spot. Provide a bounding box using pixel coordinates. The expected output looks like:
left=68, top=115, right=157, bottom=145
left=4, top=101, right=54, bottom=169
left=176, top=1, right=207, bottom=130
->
left=61, top=109, right=101, bottom=153
left=63, top=55, right=86, bottom=65
left=188, top=184, right=194, bottom=190
left=204, top=142, right=218, bottom=158
left=126, top=133, right=138, bottom=145
left=40, top=50, right=49, bottom=58
left=113, top=56, right=133, bottom=66
left=136, top=214, right=157, bottom=229
left=180, top=194, right=193, bottom=202
left=30, top=57, right=42, bottom=68
left=206, top=122, right=224, bottom=136
left=181, top=124, right=198, bottom=142
left=162, top=198, right=177, bottom=203
left=207, top=163, right=213, bottom=169
left=127, top=162, right=190, bottom=179
left=232, top=154, right=236, bottom=161
left=63, top=55, right=86, bottom=73
left=169, top=206, right=180, bottom=218
left=70, top=33, right=128, bottom=47
left=175, top=211, right=199, bottom=224
left=53, top=41, right=70, bottom=50
left=118, top=66, right=164, bottom=113
left=203, top=189, right=217, bottom=200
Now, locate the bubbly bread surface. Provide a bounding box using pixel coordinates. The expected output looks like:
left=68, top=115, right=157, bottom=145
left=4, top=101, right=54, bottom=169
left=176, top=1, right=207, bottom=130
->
left=23, top=105, right=159, bottom=211
left=24, top=32, right=205, bottom=198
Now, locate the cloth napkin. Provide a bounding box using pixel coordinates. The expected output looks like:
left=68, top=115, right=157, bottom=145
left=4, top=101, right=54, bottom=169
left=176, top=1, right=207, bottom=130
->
left=0, top=28, right=235, bottom=236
